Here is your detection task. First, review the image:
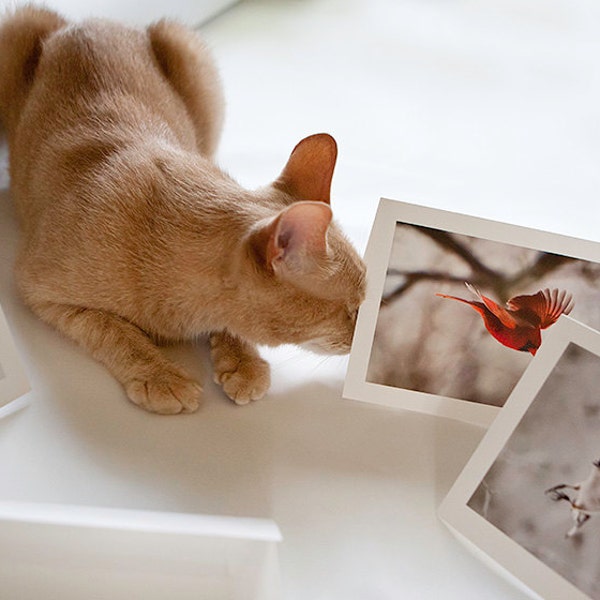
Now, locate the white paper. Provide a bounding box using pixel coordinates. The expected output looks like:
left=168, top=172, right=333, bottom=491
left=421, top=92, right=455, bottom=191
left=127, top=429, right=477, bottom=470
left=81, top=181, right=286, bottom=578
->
left=0, top=500, right=282, bottom=540
left=0, top=304, right=30, bottom=413
left=0, top=501, right=282, bottom=600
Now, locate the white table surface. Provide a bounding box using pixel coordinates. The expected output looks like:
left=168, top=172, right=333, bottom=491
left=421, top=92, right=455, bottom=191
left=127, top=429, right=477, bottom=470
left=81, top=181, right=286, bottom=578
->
left=1, top=0, right=599, bottom=598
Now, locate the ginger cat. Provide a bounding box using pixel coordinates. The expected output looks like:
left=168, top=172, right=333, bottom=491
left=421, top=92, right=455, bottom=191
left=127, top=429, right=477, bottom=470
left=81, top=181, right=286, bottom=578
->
left=0, top=6, right=366, bottom=414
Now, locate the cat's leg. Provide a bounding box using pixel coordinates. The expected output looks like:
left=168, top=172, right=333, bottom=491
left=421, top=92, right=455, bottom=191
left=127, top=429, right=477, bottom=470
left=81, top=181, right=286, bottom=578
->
left=147, top=20, right=224, bottom=159
left=30, top=302, right=201, bottom=414
left=210, top=331, right=271, bottom=405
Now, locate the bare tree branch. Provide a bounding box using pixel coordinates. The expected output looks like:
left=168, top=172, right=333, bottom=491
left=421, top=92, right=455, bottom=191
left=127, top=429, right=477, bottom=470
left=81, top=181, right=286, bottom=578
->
left=381, top=227, right=579, bottom=305
left=383, top=270, right=472, bottom=305
left=508, top=252, right=576, bottom=293
left=407, top=225, right=502, bottom=281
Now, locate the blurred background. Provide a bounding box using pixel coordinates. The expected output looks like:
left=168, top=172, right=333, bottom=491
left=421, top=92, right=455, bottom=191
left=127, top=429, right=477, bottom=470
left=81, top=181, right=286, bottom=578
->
left=1, top=0, right=239, bottom=28
left=1, top=1, right=599, bottom=598
left=3, top=0, right=598, bottom=247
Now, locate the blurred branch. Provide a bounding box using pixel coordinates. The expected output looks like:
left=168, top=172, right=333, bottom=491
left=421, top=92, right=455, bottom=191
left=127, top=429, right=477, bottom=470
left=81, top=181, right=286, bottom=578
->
left=414, top=226, right=502, bottom=281
left=381, top=228, right=578, bottom=306
left=581, top=261, right=600, bottom=285
left=383, top=270, right=469, bottom=305
left=509, top=252, right=576, bottom=291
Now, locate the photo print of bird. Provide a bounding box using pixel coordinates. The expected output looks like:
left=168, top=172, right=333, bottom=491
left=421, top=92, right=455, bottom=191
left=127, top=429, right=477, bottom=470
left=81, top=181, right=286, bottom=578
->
left=436, top=283, right=574, bottom=355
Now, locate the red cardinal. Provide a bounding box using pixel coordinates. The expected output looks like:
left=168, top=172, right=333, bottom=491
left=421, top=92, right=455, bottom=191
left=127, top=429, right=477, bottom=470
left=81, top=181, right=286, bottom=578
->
left=436, top=283, right=574, bottom=355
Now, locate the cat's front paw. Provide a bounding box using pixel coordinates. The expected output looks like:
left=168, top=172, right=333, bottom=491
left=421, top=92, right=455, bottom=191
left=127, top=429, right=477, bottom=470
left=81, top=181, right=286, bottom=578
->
left=213, top=356, right=271, bottom=405
left=210, top=332, right=271, bottom=405
left=125, top=369, right=202, bottom=415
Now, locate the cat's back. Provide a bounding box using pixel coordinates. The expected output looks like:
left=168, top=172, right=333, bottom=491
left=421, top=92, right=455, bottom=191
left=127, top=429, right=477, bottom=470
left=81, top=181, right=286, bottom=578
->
left=9, top=15, right=198, bottom=224
left=17, top=18, right=194, bottom=148
left=39, top=20, right=161, bottom=100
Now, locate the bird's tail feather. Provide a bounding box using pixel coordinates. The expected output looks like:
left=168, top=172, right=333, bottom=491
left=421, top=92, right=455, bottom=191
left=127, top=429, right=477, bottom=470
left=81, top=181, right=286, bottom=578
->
left=435, top=292, right=477, bottom=307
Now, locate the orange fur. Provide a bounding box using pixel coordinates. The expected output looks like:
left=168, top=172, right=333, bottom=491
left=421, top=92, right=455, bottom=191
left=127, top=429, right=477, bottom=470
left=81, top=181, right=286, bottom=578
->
left=0, top=6, right=366, bottom=414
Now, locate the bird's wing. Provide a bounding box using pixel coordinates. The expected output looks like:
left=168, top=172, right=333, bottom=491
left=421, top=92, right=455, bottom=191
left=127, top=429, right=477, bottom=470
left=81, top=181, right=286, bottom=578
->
left=508, top=288, right=574, bottom=329
left=466, top=283, right=518, bottom=329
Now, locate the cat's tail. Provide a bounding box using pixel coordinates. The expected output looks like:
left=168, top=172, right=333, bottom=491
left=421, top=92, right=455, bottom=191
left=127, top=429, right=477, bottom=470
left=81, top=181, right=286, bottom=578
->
left=0, top=5, right=66, bottom=135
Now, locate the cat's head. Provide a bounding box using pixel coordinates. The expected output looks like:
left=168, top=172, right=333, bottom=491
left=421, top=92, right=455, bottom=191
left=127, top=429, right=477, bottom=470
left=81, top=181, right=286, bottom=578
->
left=239, top=133, right=366, bottom=354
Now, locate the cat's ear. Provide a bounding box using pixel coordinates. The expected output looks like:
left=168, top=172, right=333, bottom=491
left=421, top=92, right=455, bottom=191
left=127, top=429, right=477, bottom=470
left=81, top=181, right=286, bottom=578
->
left=260, top=201, right=333, bottom=278
left=274, top=133, right=337, bottom=203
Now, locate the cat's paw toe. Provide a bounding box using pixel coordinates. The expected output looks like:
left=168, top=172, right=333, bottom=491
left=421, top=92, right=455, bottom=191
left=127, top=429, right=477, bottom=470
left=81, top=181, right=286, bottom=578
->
left=126, top=371, right=202, bottom=415
left=214, top=358, right=271, bottom=405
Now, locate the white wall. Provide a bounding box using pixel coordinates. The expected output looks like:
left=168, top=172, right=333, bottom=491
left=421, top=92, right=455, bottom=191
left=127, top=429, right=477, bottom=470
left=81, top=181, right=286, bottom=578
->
left=1, top=0, right=238, bottom=27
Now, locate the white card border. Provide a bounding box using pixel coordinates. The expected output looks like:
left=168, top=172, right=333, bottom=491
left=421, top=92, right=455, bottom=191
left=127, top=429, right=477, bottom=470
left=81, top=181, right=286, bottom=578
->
left=438, top=316, right=600, bottom=600
left=344, top=198, right=600, bottom=427
left=0, top=304, right=30, bottom=414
